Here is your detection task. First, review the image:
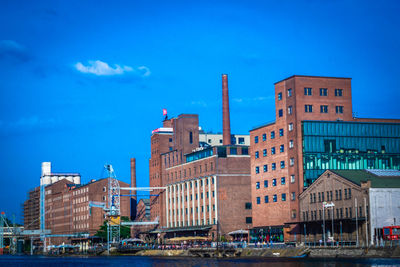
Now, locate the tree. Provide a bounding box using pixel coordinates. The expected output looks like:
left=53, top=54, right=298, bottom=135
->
left=95, top=216, right=131, bottom=240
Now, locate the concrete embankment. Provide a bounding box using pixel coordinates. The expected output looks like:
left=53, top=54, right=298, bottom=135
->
left=307, top=247, right=400, bottom=258
left=131, top=247, right=400, bottom=258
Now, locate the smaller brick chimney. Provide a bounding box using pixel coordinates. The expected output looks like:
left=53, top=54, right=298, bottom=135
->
left=222, top=74, right=231, bottom=145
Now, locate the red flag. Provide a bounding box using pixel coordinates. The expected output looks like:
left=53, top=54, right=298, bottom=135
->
left=163, top=109, right=167, bottom=116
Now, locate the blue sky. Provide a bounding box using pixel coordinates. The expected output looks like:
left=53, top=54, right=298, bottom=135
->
left=1, top=0, right=399, bottom=223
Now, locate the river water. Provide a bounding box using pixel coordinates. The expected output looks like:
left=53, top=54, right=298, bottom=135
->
left=1, top=255, right=400, bottom=267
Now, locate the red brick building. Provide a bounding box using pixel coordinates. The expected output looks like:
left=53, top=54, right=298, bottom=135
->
left=25, top=177, right=131, bottom=246
left=249, top=75, right=400, bottom=242
left=149, top=75, right=252, bottom=240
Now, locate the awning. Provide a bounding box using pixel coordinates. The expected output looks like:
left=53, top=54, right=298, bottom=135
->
left=122, top=238, right=144, bottom=242
left=163, top=226, right=212, bottom=233
left=167, top=236, right=208, bottom=242
left=228, top=229, right=249, bottom=235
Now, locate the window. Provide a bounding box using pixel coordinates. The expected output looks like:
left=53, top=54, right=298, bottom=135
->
left=288, top=106, right=293, bottom=115
left=264, top=180, right=268, bottom=188
left=256, top=197, right=261, bottom=204
left=336, top=106, right=344, bottom=114
left=264, top=195, right=269, bottom=203
left=281, top=177, right=285, bottom=185
left=262, top=133, right=266, bottom=141
left=320, top=88, right=328, bottom=96
left=271, top=147, right=276, bottom=155
left=245, top=202, right=252, bottom=209
left=254, top=136, right=259, bottom=144
left=344, top=188, right=347, bottom=199
left=263, top=164, right=268, bottom=172
left=304, top=87, right=312, bottom=95
left=282, top=193, right=286, bottom=201
left=278, top=92, right=282, bottom=100
left=280, top=145, right=284, bottom=153
left=335, top=88, right=343, bottom=96
left=291, top=192, right=296, bottom=201
left=272, top=178, right=277, bottom=186
left=255, top=166, right=259, bottom=174
left=310, top=194, right=313, bottom=203
left=238, top=137, right=245, bottom=144
left=273, top=194, right=277, bottom=202
left=230, top=147, right=237, bottom=155
left=242, top=147, right=248, bottom=155
left=246, top=217, right=253, bottom=224
left=279, top=128, right=284, bottom=136
left=292, top=210, right=297, bottom=219
left=288, top=88, right=292, bottom=97
left=103, top=187, right=106, bottom=192
left=278, top=109, right=283, bottom=117
left=318, top=192, right=321, bottom=202
left=348, top=188, right=352, bottom=199
left=288, top=123, right=293, bottom=131
left=271, top=131, right=275, bottom=139
left=305, top=105, right=313, bottom=113
left=339, top=189, right=342, bottom=200
left=272, top=163, right=276, bottom=170
left=290, top=158, right=294, bottom=166
left=289, top=140, right=294, bottom=148
left=263, top=149, right=267, bottom=157
left=290, top=175, right=295, bottom=183
left=280, top=160, right=285, bottom=169
left=189, top=131, right=193, bottom=144
left=320, top=105, right=328, bottom=113
left=321, top=192, right=324, bottom=202
left=255, top=151, right=259, bottom=158
left=256, top=182, right=260, bottom=189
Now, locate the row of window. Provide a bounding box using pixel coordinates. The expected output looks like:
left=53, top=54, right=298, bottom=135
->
left=304, top=105, right=344, bottom=114
left=304, top=88, right=343, bottom=97
left=309, top=188, right=352, bottom=203
left=256, top=192, right=296, bottom=204
left=170, top=204, right=216, bottom=216
left=255, top=159, right=295, bottom=173
left=277, top=88, right=343, bottom=101
left=304, top=205, right=367, bottom=221
left=255, top=175, right=296, bottom=189
left=255, top=142, right=295, bottom=159
left=254, top=124, right=294, bottom=144
left=170, top=190, right=215, bottom=203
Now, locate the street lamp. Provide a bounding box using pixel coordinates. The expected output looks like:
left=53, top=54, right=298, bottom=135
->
left=323, top=201, right=335, bottom=247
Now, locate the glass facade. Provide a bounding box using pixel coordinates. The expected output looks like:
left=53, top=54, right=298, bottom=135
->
left=302, top=121, right=400, bottom=187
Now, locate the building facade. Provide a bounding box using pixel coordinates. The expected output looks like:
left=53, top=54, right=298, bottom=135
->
left=149, top=75, right=253, bottom=240
left=249, top=75, right=400, bottom=241
left=23, top=187, right=40, bottom=230
left=44, top=178, right=131, bottom=245
left=299, top=169, right=400, bottom=246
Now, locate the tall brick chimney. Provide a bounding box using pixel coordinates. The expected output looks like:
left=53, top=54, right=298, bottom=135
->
left=222, top=74, right=231, bottom=145
left=130, top=158, right=137, bottom=221
left=130, top=158, right=136, bottom=199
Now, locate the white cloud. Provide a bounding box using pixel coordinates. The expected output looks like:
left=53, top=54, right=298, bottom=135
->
left=0, top=40, right=29, bottom=61
left=190, top=100, right=208, bottom=107
left=75, top=60, right=150, bottom=77
left=233, top=96, right=273, bottom=103
left=138, top=66, right=151, bottom=77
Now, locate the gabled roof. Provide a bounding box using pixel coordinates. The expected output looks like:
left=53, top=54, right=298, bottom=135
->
left=300, top=169, right=400, bottom=198
left=330, top=170, right=400, bottom=188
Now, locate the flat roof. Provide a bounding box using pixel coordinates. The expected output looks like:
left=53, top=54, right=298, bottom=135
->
left=274, top=75, right=352, bottom=85
left=250, top=121, right=276, bottom=132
